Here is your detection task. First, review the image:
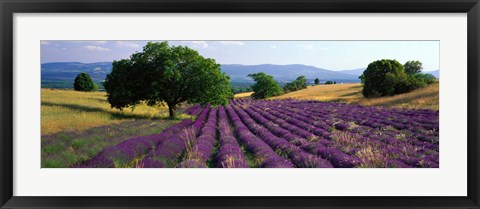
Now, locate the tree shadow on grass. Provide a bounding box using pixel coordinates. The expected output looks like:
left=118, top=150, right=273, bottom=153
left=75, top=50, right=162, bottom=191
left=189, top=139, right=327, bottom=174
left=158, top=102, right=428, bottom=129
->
left=89, top=98, right=109, bottom=103
left=340, top=91, right=362, bottom=97
left=42, top=101, right=172, bottom=120
left=345, top=85, right=363, bottom=90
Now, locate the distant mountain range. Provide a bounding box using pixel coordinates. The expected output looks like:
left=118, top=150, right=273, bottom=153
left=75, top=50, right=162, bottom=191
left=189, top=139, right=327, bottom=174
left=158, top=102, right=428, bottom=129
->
left=41, top=62, right=439, bottom=89
left=338, top=68, right=367, bottom=76
left=221, top=64, right=360, bottom=83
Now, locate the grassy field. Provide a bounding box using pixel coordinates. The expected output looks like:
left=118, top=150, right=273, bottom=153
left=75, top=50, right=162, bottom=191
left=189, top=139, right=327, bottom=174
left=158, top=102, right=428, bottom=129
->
left=41, top=89, right=194, bottom=167
left=42, top=119, right=182, bottom=168
left=273, top=83, right=364, bottom=102
left=261, top=83, right=438, bottom=110
left=41, top=89, right=192, bottom=134
left=234, top=92, right=253, bottom=98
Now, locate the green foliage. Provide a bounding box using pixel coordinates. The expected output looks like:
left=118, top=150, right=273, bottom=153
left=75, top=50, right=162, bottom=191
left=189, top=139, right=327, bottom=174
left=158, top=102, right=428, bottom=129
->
left=324, top=80, right=336, bottom=85
left=361, top=59, right=407, bottom=97
left=404, top=60, right=423, bottom=75
left=360, top=59, right=435, bottom=98
left=414, top=73, right=437, bottom=85
left=314, top=78, right=320, bottom=85
left=74, top=73, right=98, bottom=92
left=283, top=76, right=308, bottom=93
left=248, top=72, right=283, bottom=99
left=104, top=41, right=232, bottom=118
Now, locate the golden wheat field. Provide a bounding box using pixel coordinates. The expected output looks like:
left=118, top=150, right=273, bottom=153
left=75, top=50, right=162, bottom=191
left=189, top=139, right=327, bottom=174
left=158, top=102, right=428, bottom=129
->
left=234, top=92, right=254, bottom=98
left=41, top=89, right=192, bottom=135
left=262, top=83, right=438, bottom=110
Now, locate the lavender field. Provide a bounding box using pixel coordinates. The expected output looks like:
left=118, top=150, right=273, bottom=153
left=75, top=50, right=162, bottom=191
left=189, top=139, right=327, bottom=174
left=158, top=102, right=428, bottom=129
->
left=77, top=99, right=439, bottom=168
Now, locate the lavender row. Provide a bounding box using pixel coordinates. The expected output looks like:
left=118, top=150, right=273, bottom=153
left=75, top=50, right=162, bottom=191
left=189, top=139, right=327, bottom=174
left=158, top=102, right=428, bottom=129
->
left=235, top=102, right=361, bottom=168
left=77, top=118, right=193, bottom=168
left=246, top=100, right=438, bottom=167
left=276, top=101, right=439, bottom=153
left=231, top=105, right=332, bottom=168
left=138, top=106, right=210, bottom=168
left=177, top=108, right=218, bottom=168
left=281, top=101, right=438, bottom=141
left=225, top=105, right=294, bottom=168
left=184, top=105, right=203, bottom=116
left=257, top=102, right=435, bottom=167
left=216, top=106, right=249, bottom=168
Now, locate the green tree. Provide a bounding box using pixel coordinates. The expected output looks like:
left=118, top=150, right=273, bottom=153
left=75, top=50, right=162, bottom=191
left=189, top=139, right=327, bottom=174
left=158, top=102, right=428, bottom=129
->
left=248, top=72, right=283, bottom=99
left=283, top=75, right=308, bottom=93
left=414, top=73, right=437, bottom=85
left=404, top=60, right=423, bottom=75
left=360, top=59, right=407, bottom=97
left=74, top=72, right=98, bottom=92
left=314, top=78, right=320, bottom=85
left=104, top=41, right=233, bottom=119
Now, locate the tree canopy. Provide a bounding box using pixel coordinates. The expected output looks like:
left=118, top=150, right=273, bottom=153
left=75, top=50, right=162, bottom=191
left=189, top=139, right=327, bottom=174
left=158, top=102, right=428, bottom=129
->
left=314, top=78, right=320, bottom=85
left=360, top=59, right=407, bottom=97
left=283, top=75, right=308, bottom=93
left=360, top=59, right=436, bottom=98
left=404, top=60, right=423, bottom=75
left=248, top=72, right=283, bottom=99
left=74, top=72, right=98, bottom=92
left=103, top=41, right=233, bottom=118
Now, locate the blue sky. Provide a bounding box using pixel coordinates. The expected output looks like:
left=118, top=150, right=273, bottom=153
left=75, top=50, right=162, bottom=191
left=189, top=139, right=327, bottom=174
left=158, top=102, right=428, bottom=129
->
left=41, top=40, right=439, bottom=71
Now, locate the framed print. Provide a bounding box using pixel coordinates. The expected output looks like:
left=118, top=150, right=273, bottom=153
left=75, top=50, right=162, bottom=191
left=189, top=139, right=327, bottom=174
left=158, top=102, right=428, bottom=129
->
left=1, top=0, right=479, bottom=208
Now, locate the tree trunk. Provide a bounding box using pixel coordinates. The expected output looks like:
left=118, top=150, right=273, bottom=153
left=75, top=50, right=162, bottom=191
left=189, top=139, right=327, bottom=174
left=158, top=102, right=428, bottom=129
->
left=168, top=105, right=176, bottom=119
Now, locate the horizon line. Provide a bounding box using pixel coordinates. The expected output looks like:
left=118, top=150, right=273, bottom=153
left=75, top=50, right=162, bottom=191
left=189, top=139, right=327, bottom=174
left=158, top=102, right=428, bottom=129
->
left=41, top=61, right=439, bottom=72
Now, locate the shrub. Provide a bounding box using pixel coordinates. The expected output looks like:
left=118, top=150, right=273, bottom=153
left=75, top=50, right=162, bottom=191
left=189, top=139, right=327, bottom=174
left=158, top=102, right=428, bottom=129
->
left=324, top=81, right=336, bottom=85
left=248, top=72, right=283, bottom=99
left=74, top=73, right=98, bottom=92
left=360, top=59, right=436, bottom=98
left=283, top=76, right=308, bottom=93
left=360, top=59, right=407, bottom=97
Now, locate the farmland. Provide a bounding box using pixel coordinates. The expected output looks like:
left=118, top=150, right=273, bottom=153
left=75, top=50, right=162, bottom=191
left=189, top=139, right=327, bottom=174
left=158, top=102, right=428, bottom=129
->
left=40, top=41, right=440, bottom=169
left=272, top=83, right=439, bottom=110
left=42, top=84, right=439, bottom=168
left=76, top=98, right=439, bottom=168
left=41, top=89, right=193, bottom=167
left=42, top=89, right=192, bottom=134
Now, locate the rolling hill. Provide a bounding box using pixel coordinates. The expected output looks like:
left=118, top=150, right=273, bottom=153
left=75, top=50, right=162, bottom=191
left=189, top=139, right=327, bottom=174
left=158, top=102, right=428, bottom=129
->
left=221, top=64, right=360, bottom=83
left=270, top=83, right=439, bottom=110
left=41, top=62, right=363, bottom=89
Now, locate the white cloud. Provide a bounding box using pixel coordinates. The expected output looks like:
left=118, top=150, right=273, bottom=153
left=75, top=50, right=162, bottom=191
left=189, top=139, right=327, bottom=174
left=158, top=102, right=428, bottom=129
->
left=93, top=67, right=102, bottom=71
left=41, top=41, right=50, bottom=45
left=181, top=41, right=209, bottom=48
left=83, top=45, right=111, bottom=51
left=116, top=41, right=141, bottom=48
left=220, top=41, right=245, bottom=46
left=270, top=45, right=278, bottom=49
left=296, top=44, right=315, bottom=51
left=61, top=48, right=67, bottom=51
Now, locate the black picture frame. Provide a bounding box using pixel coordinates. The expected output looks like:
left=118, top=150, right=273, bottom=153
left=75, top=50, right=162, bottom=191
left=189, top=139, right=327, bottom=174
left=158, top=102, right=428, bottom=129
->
left=1, top=0, right=479, bottom=208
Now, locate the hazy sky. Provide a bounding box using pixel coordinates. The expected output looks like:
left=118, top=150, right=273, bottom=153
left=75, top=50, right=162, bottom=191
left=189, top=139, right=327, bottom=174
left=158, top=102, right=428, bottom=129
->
left=41, top=40, right=439, bottom=71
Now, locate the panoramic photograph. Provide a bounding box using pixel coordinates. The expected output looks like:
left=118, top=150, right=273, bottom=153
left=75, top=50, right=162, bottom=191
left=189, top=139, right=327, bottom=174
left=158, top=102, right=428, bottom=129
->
left=41, top=40, right=439, bottom=168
